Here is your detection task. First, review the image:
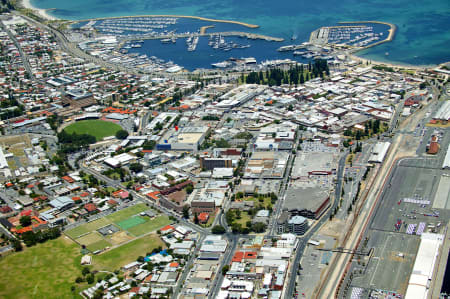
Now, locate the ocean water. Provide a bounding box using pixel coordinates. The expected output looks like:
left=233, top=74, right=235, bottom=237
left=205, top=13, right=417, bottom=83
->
left=32, top=0, right=450, bottom=66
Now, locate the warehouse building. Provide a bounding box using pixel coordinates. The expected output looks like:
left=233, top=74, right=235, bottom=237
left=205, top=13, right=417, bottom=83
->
left=283, top=185, right=330, bottom=219
left=368, top=141, right=391, bottom=163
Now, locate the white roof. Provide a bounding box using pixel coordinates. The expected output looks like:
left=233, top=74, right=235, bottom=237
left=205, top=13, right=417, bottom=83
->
left=369, top=142, right=391, bottom=163
left=0, top=147, right=8, bottom=169
left=405, top=233, right=444, bottom=299
left=443, top=146, right=450, bottom=169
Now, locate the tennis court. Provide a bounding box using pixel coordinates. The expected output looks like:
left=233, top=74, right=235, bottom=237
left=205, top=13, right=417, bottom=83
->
left=117, top=216, right=146, bottom=230
left=106, top=203, right=148, bottom=223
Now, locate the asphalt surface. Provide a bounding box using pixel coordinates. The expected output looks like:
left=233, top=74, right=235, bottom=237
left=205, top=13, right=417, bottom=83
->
left=283, top=151, right=347, bottom=299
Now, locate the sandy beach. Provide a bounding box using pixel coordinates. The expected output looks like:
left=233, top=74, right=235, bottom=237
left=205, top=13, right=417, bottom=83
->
left=20, top=0, right=58, bottom=21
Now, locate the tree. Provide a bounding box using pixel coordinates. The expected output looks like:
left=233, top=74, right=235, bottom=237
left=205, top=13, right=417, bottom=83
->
left=19, top=215, right=32, bottom=227
left=185, top=184, right=194, bottom=194
left=82, top=267, right=90, bottom=276
left=129, top=163, right=143, bottom=173
left=222, top=265, right=230, bottom=275
left=75, top=277, right=84, bottom=283
left=194, top=213, right=199, bottom=224
left=182, top=205, right=190, bottom=219
left=11, top=239, right=22, bottom=252
left=212, top=225, right=226, bottom=234
left=251, top=222, right=267, bottom=233
left=115, top=129, right=129, bottom=140
left=86, top=274, right=95, bottom=284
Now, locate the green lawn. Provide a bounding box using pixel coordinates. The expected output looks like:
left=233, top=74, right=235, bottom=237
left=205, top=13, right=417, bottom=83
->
left=64, top=120, right=122, bottom=141
left=93, top=234, right=165, bottom=271
left=65, top=218, right=112, bottom=239
left=234, top=211, right=252, bottom=228
left=244, top=196, right=273, bottom=209
left=65, top=225, right=90, bottom=239
left=0, top=237, right=82, bottom=299
left=117, top=216, right=147, bottom=230
left=106, top=203, right=148, bottom=223
left=86, top=240, right=111, bottom=252
left=127, top=215, right=171, bottom=236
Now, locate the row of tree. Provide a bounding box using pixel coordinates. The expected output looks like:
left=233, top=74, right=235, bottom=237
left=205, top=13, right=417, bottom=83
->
left=21, top=227, right=61, bottom=247
left=244, top=59, right=330, bottom=86
left=57, top=130, right=96, bottom=153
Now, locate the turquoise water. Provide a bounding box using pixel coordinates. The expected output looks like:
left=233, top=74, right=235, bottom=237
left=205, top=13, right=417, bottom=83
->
left=32, top=0, right=450, bottom=66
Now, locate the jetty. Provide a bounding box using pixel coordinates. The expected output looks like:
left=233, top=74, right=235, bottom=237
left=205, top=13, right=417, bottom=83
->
left=116, top=31, right=283, bottom=49
left=68, top=15, right=260, bottom=29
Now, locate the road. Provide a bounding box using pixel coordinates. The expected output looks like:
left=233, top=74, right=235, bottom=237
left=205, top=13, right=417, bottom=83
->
left=79, top=164, right=209, bottom=234
left=315, top=89, right=442, bottom=298
left=283, top=151, right=347, bottom=299
left=0, top=21, right=34, bottom=81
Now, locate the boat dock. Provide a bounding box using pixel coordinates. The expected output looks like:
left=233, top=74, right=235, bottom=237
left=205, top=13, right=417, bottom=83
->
left=116, top=31, right=284, bottom=49
left=309, top=21, right=396, bottom=50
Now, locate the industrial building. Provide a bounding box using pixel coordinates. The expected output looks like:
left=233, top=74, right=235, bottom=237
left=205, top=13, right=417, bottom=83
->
left=368, top=141, right=391, bottom=163
left=283, top=185, right=330, bottom=219
left=157, top=126, right=210, bottom=152
left=443, top=146, right=450, bottom=169
left=404, top=233, right=444, bottom=299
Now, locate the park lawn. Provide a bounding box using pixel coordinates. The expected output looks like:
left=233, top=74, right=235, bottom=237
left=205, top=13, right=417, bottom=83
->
left=201, top=214, right=216, bottom=228
left=86, top=239, right=111, bottom=252
left=245, top=196, right=273, bottom=209
left=65, top=218, right=112, bottom=239
left=64, top=120, right=122, bottom=141
left=127, top=215, right=171, bottom=236
left=0, top=237, right=82, bottom=299
left=234, top=211, right=252, bottom=228
left=93, top=234, right=165, bottom=271
left=106, top=203, right=148, bottom=223
left=65, top=225, right=90, bottom=239
left=82, top=218, right=113, bottom=231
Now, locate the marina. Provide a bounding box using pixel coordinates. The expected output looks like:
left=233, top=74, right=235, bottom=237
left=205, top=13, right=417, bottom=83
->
left=309, top=21, right=394, bottom=50
left=72, top=16, right=397, bottom=71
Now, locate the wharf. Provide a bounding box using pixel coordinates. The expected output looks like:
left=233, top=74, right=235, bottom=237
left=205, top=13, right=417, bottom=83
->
left=116, top=31, right=284, bottom=49
left=309, top=20, right=396, bottom=50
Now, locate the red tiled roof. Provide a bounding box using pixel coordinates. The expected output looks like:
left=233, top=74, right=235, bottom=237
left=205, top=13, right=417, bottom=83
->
left=61, top=176, right=75, bottom=183
left=84, top=203, right=97, bottom=212
left=244, top=251, right=258, bottom=259
left=232, top=251, right=244, bottom=262
left=161, top=225, right=174, bottom=232
left=198, top=212, right=209, bottom=222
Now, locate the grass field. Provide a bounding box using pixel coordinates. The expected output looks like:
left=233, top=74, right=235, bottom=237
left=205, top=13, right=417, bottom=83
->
left=63, top=120, right=122, bottom=141
left=0, top=237, right=82, bottom=299
left=86, top=240, right=112, bottom=252
left=75, top=232, right=104, bottom=246
left=234, top=211, right=252, bottom=228
left=244, top=196, right=273, bottom=209
left=117, top=216, right=147, bottom=230
left=65, top=218, right=112, bottom=239
left=105, top=203, right=148, bottom=223
left=66, top=204, right=165, bottom=253
left=93, top=234, right=165, bottom=271
left=127, top=215, right=171, bottom=236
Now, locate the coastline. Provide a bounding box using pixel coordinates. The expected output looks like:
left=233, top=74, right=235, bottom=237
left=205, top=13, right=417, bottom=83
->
left=20, top=0, right=58, bottom=21
left=13, top=3, right=448, bottom=71
left=349, top=52, right=437, bottom=70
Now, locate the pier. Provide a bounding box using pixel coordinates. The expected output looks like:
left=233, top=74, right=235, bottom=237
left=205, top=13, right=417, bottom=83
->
left=116, top=31, right=284, bottom=49
left=68, top=15, right=260, bottom=29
